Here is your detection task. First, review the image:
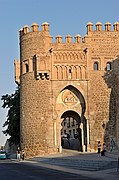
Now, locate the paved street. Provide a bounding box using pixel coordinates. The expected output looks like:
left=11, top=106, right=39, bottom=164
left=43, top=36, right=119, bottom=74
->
left=0, top=159, right=100, bottom=180
left=0, top=150, right=119, bottom=180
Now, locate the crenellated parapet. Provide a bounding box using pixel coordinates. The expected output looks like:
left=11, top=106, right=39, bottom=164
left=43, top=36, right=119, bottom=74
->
left=86, top=21, right=119, bottom=33
left=19, top=22, right=83, bottom=44
left=19, top=21, right=119, bottom=44
left=54, top=22, right=119, bottom=45
left=19, top=22, right=50, bottom=37
left=55, top=34, right=81, bottom=44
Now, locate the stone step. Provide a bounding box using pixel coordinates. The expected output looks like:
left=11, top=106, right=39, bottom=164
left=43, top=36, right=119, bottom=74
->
left=106, top=152, right=119, bottom=160
left=32, top=157, right=118, bottom=171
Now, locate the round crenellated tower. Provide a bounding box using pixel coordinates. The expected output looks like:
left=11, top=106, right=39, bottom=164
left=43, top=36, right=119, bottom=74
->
left=19, top=22, right=57, bottom=157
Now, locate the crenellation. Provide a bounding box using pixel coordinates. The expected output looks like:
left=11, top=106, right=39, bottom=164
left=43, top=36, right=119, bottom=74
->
left=19, top=28, right=24, bottom=37
left=31, top=22, right=39, bottom=32
left=105, top=22, right=111, bottom=31
left=23, top=25, right=29, bottom=34
left=96, top=22, right=102, bottom=31
left=87, top=22, right=93, bottom=32
left=65, top=34, right=72, bottom=43
left=86, top=22, right=119, bottom=32
left=75, top=34, right=81, bottom=43
left=41, top=22, right=49, bottom=31
left=19, top=22, right=119, bottom=46
left=56, top=35, right=62, bottom=43
left=113, top=22, right=119, bottom=31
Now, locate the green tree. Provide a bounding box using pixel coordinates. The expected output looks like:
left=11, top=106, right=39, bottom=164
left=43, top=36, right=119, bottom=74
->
left=1, top=86, right=20, bottom=145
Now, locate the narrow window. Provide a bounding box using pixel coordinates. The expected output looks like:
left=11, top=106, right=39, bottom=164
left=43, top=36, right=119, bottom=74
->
left=69, top=67, right=72, bottom=79
left=25, top=64, right=29, bottom=73
left=69, top=68, right=72, bottom=73
left=33, top=55, right=36, bottom=71
left=33, top=60, right=35, bottom=71
left=94, top=62, right=99, bottom=70
left=106, top=62, right=111, bottom=71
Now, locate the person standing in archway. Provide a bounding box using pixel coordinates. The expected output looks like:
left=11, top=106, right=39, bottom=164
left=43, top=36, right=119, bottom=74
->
left=17, top=147, right=21, bottom=160
left=97, top=141, right=101, bottom=154
left=67, top=133, right=70, bottom=147
left=61, top=136, right=64, bottom=147
left=21, top=149, right=25, bottom=160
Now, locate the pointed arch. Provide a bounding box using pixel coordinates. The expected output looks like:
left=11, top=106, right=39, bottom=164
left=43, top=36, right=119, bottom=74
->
left=59, top=85, right=86, bottom=115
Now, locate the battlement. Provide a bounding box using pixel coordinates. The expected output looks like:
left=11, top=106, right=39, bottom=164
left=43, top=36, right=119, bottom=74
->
left=19, top=22, right=50, bottom=36
left=19, top=22, right=82, bottom=44
left=19, top=22, right=119, bottom=44
left=87, top=22, right=119, bottom=32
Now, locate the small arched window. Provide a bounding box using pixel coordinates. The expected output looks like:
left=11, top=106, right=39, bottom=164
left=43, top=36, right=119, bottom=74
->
left=94, top=62, right=99, bottom=70
left=69, top=68, right=72, bottom=73
left=106, top=62, right=111, bottom=71
left=25, top=64, right=29, bottom=73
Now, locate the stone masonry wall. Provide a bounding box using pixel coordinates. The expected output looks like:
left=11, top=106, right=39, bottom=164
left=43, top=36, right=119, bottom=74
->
left=20, top=72, right=55, bottom=157
left=88, top=71, right=111, bottom=150
left=116, top=76, right=119, bottom=148
left=85, top=23, right=119, bottom=150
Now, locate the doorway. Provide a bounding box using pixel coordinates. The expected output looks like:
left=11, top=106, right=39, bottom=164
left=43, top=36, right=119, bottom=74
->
left=61, top=110, right=83, bottom=151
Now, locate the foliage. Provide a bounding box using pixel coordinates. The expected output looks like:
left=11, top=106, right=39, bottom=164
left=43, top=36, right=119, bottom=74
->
left=1, top=86, right=20, bottom=145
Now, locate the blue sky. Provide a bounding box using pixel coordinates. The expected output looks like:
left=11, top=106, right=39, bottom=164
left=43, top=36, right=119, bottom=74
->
left=0, top=0, right=119, bottom=145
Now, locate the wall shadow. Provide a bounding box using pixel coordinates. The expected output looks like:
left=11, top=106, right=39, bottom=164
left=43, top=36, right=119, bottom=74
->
left=102, top=55, right=119, bottom=148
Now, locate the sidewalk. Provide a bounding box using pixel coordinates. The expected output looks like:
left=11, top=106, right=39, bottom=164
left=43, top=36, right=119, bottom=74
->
left=106, top=150, right=119, bottom=160
left=29, top=149, right=119, bottom=179
left=10, top=149, right=119, bottom=180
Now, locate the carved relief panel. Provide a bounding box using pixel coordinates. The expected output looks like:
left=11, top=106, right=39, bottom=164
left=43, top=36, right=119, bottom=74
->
left=62, top=90, right=78, bottom=106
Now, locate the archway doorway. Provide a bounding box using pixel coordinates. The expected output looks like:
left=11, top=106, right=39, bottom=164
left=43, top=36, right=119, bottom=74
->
left=55, top=85, right=88, bottom=152
left=61, top=110, right=83, bottom=151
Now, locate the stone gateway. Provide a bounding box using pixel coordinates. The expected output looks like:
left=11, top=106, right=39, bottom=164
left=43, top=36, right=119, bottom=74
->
left=14, top=22, right=119, bottom=158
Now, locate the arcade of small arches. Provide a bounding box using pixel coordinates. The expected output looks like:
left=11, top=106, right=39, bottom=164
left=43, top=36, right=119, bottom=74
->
left=53, top=52, right=86, bottom=61
left=53, top=65, right=87, bottom=80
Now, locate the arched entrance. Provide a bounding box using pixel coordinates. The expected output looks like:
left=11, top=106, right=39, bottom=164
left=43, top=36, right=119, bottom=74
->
left=55, top=85, right=88, bottom=152
left=61, top=110, right=83, bottom=151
